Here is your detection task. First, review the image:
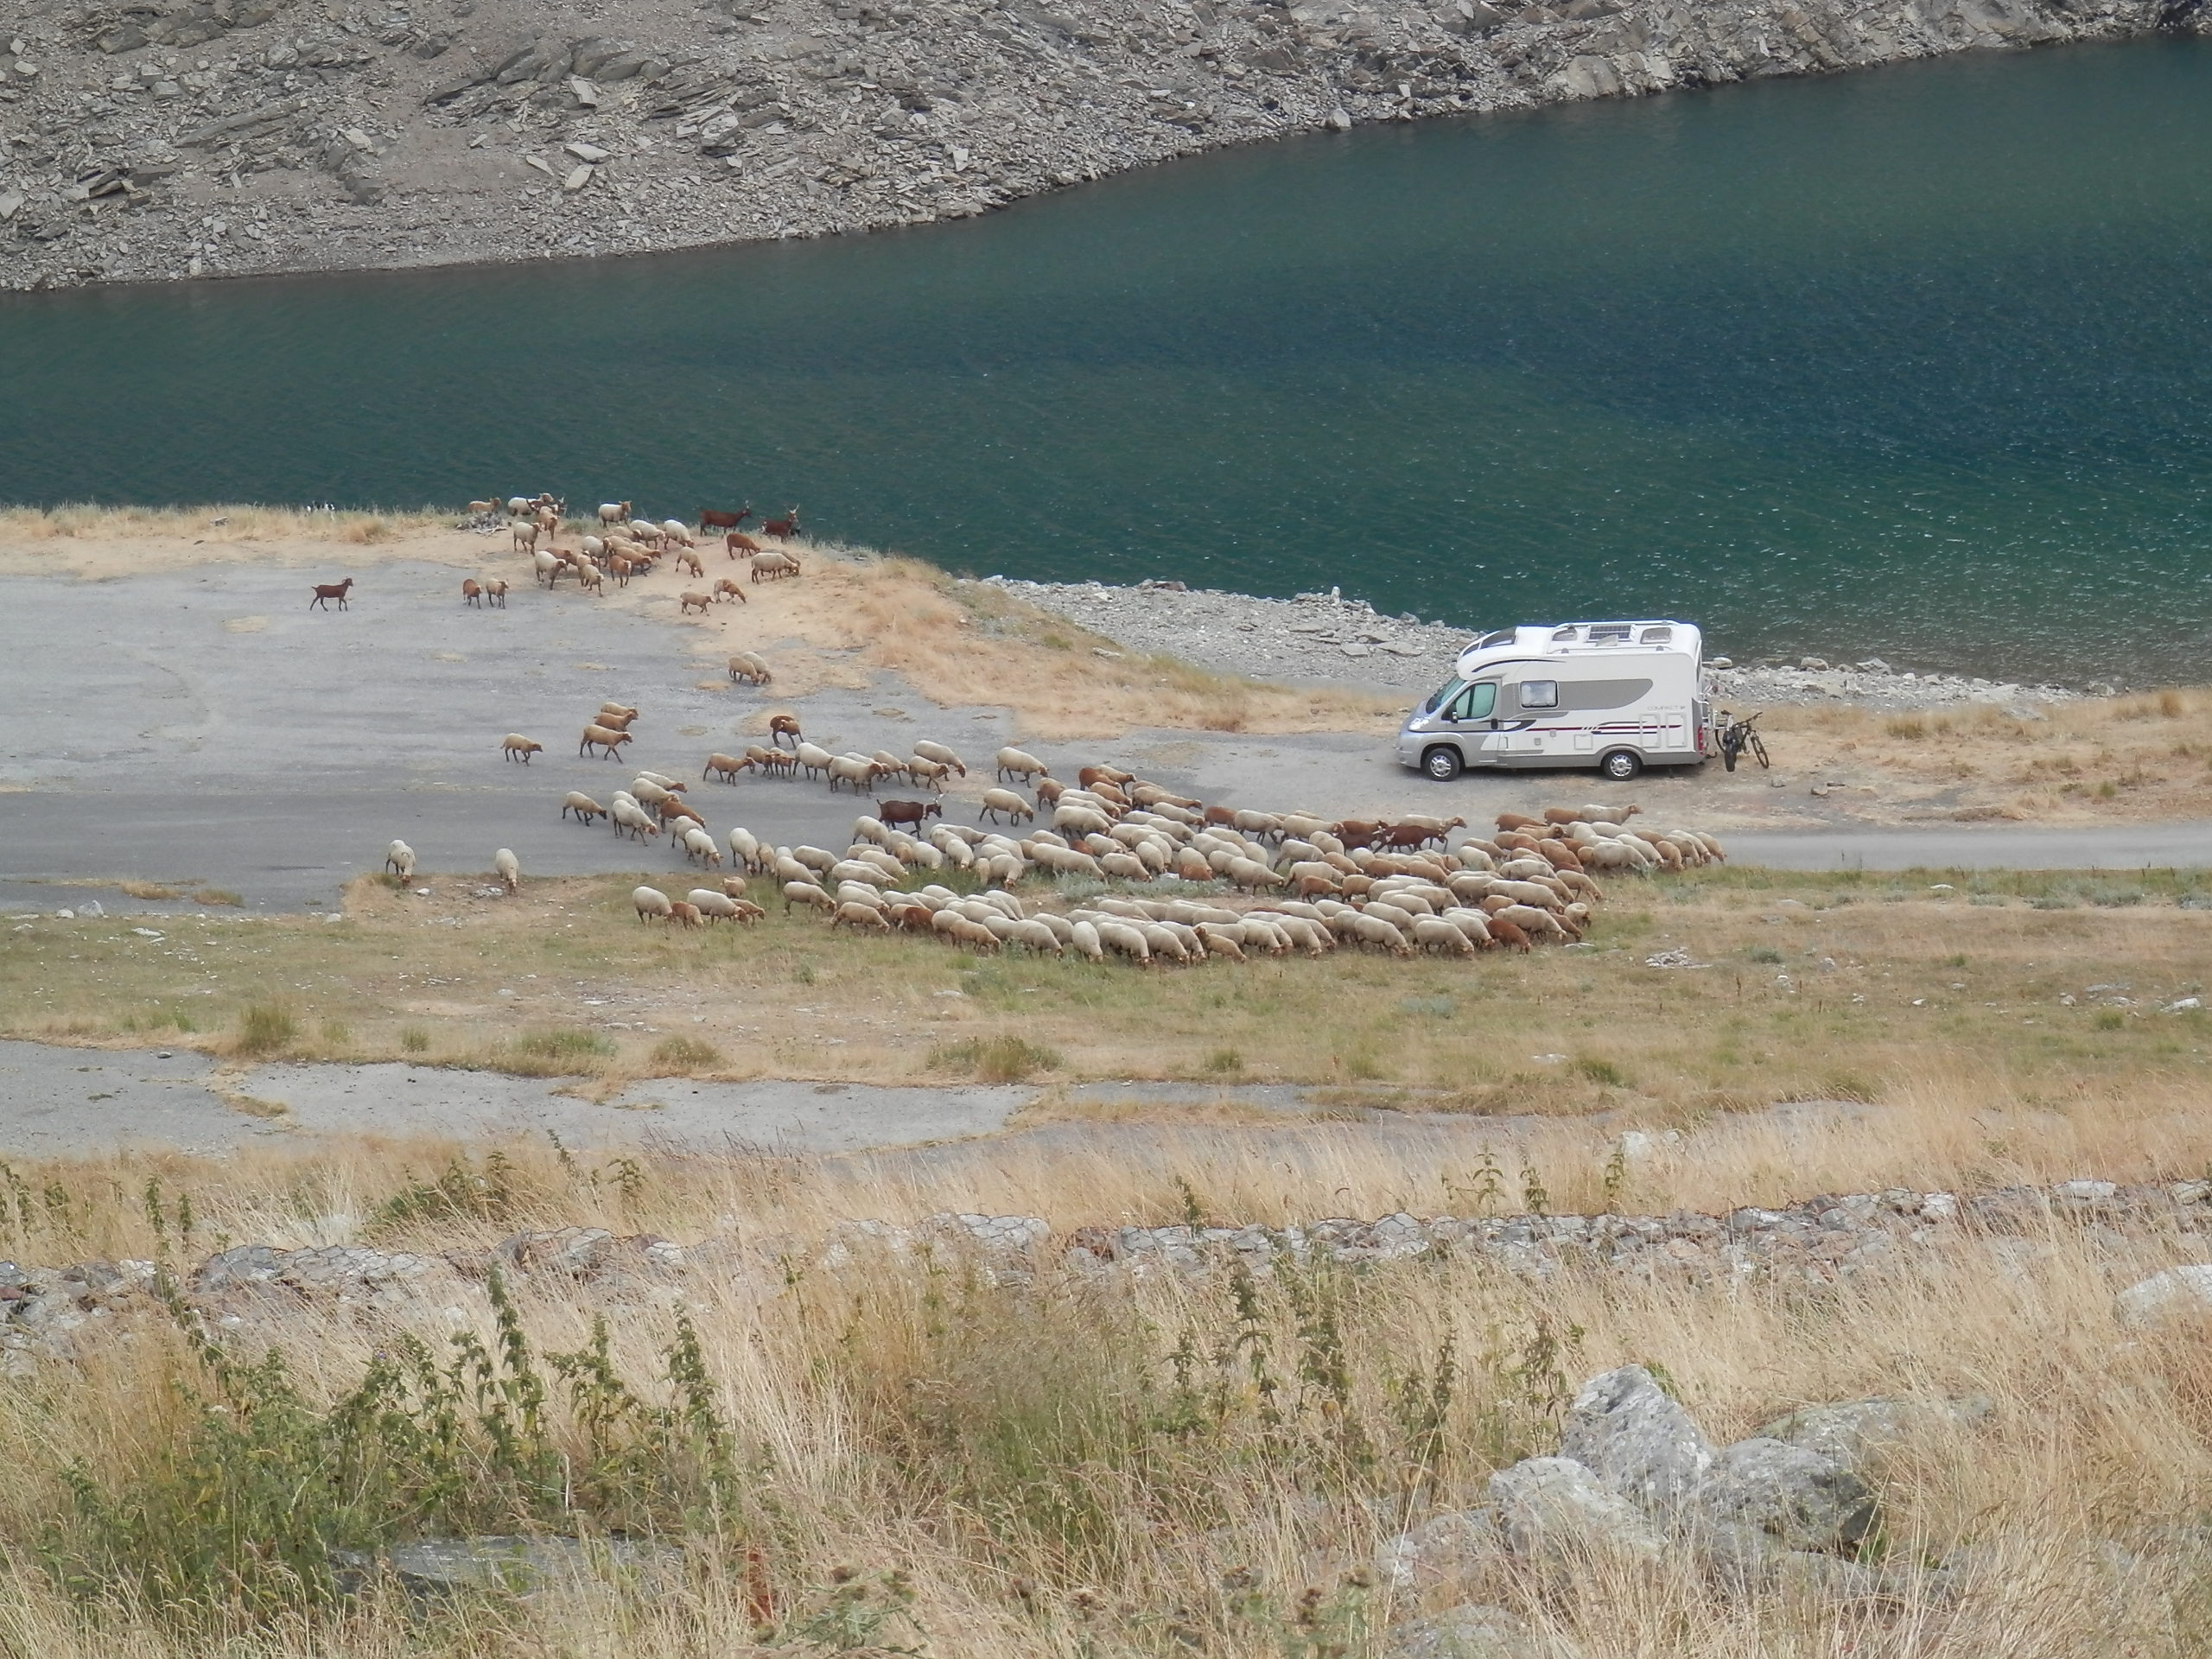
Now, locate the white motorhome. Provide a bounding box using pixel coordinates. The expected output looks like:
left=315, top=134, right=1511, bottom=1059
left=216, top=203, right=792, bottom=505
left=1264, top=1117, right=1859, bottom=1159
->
left=1395, top=619, right=1710, bottom=783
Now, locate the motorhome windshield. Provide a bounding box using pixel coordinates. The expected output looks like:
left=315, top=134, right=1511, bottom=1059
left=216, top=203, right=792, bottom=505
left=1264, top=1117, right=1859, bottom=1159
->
left=1421, top=679, right=1465, bottom=715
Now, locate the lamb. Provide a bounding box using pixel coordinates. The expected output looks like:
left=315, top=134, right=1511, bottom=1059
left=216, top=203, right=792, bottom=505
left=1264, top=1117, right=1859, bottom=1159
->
left=580, top=724, right=632, bottom=759
left=995, top=747, right=1049, bottom=784
left=484, top=579, right=508, bottom=607
left=493, top=848, right=520, bottom=893
left=727, top=652, right=771, bottom=684
left=978, top=788, right=1036, bottom=825
left=679, top=590, right=714, bottom=614
left=664, top=900, right=703, bottom=929
left=712, top=578, right=749, bottom=606
left=462, top=579, right=483, bottom=607
left=575, top=563, right=604, bottom=595
left=385, top=840, right=416, bottom=880
left=501, top=734, right=543, bottom=764
left=633, top=885, right=674, bottom=923
left=562, top=791, right=607, bottom=825
left=912, top=741, right=967, bottom=776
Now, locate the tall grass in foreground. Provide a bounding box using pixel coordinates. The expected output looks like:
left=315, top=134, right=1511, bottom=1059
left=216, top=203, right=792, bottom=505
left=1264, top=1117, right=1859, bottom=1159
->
left=0, top=1094, right=2208, bottom=1655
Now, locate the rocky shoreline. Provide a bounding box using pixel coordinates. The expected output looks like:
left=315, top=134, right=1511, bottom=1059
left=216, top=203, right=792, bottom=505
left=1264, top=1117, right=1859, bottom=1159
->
left=987, top=574, right=2089, bottom=709
left=1, top=0, right=2193, bottom=291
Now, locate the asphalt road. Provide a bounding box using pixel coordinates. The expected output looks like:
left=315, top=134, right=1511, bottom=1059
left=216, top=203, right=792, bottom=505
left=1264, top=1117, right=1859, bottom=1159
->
left=4, top=560, right=2207, bottom=912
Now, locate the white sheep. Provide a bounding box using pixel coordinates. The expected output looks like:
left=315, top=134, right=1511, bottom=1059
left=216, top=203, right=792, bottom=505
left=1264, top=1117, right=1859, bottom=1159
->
left=728, top=826, right=763, bottom=872
left=978, top=788, right=1036, bottom=825
left=633, top=885, right=674, bottom=923
left=598, top=500, right=632, bottom=527
left=912, top=741, right=967, bottom=776
left=562, top=791, right=607, bottom=825
left=995, top=747, right=1048, bottom=784
left=385, top=840, right=416, bottom=880
left=493, top=848, right=519, bottom=893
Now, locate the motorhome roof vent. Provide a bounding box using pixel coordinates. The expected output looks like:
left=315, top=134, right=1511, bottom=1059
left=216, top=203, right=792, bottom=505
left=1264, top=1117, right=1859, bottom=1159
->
left=1639, top=626, right=1674, bottom=644
left=1550, top=626, right=1581, bottom=642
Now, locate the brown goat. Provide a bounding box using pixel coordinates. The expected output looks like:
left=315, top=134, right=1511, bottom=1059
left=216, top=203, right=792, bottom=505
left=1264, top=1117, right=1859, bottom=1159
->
left=878, top=798, right=943, bottom=829
left=308, top=578, right=354, bottom=611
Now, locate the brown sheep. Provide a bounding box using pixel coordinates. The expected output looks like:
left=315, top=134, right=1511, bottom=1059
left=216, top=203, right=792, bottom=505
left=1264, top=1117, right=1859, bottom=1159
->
left=679, top=590, right=714, bottom=615
left=674, top=550, right=704, bottom=578
left=500, top=734, right=543, bottom=764
left=601, top=702, right=639, bottom=721
left=462, top=579, right=483, bottom=607
left=667, top=900, right=703, bottom=929
left=703, top=753, right=747, bottom=785
left=580, top=724, right=632, bottom=759
left=725, top=531, right=763, bottom=559
left=831, top=900, right=892, bottom=932
left=1488, top=916, right=1532, bottom=951
left=769, top=714, right=803, bottom=749
left=712, top=578, right=748, bottom=606
left=485, top=579, right=508, bottom=607
left=1495, top=812, right=1544, bottom=833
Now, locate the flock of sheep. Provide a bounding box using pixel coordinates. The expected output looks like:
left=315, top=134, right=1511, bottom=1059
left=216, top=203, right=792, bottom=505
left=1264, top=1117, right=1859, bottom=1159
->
left=474, top=494, right=805, bottom=601
left=595, top=738, right=1725, bottom=965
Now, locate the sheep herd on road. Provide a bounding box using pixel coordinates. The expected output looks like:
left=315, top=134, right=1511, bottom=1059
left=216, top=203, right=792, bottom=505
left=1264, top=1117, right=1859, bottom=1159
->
left=584, top=733, right=1726, bottom=968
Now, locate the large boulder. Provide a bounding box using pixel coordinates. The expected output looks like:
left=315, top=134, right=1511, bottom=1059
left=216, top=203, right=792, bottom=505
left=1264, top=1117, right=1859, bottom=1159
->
left=1757, top=1396, right=1992, bottom=1477
left=1488, top=1457, right=1664, bottom=1570
left=1556, top=1365, right=1713, bottom=1515
left=1689, top=1436, right=1876, bottom=1554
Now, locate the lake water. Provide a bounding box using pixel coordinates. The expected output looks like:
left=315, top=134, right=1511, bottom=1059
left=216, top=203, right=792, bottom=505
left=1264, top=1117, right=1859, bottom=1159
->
left=5, top=37, right=2209, bottom=684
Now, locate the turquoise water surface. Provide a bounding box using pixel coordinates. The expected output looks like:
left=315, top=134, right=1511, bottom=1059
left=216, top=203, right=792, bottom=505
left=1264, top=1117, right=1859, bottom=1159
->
left=4, top=36, right=2209, bottom=683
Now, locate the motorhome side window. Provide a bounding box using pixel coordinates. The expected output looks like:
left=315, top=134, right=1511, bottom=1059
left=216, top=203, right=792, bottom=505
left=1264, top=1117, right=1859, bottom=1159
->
left=1516, top=680, right=1560, bottom=710
left=1447, top=683, right=1497, bottom=721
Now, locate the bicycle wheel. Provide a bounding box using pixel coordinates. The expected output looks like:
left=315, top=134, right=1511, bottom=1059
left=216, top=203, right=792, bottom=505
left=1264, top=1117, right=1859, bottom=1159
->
left=1748, top=732, right=1771, bottom=769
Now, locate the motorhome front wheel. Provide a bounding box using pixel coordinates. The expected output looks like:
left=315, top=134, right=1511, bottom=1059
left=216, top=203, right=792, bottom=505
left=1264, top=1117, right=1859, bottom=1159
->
left=1599, top=748, right=1643, bottom=781
left=1422, top=746, right=1463, bottom=781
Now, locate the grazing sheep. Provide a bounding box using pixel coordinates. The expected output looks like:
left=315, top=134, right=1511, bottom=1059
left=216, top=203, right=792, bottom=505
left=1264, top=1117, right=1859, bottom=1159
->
left=978, top=788, right=1036, bottom=825
left=681, top=826, right=722, bottom=866
left=661, top=519, right=696, bottom=548
left=501, top=734, right=543, bottom=764
left=1410, top=916, right=1475, bottom=957
left=689, top=888, right=742, bottom=923
left=633, top=885, right=673, bottom=923
left=783, top=880, right=835, bottom=916
left=727, top=652, right=771, bottom=684
left=719, top=874, right=750, bottom=899
left=385, top=840, right=416, bottom=880
left=666, top=900, right=703, bottom=929
left=493, top=848, right=520, bottom=893
left=672, top=550, right=704, bottom=579
left=995, top=747, right=1048, bottom=784
left=832, top=900, right=893, bottom=932
left=561, top=791, right=607, bottom=825
left=711, top=578, right=748, bottom=607
left=750, top=550, right=801, bottom=582
left=580, top=724, right=632, bottom=760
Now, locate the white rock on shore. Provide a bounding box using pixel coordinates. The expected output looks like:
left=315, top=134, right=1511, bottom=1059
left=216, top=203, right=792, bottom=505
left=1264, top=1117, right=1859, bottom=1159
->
left=986, top=575, right=2094, bottom=709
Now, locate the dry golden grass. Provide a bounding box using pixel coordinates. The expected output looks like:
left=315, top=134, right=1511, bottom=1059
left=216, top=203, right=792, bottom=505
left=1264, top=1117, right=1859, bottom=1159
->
left=1751, top=688, right=2212, bottom=824
left=0, top=502, right=457, bottom=578
left=3, top=867, right=2208, bottom=1121
left=0, top=1088, right=2208, bottom=1658
left=682, top=541, right=1401, bottom=738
